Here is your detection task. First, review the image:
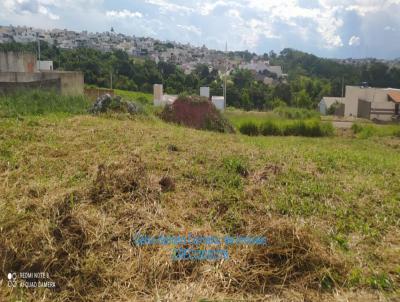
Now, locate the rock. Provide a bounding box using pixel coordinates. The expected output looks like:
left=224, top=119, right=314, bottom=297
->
left=126, top=101, right=140, bottom=114
left=89, top=94, right=112, bottom=113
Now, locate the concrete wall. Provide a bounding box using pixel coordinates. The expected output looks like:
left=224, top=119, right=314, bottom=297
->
left=211, top=96, right=225, bottom=111
left=153, top=84, right=163, bottom=106
left=0, top=71, right=83, bottom=96
left=0, top=79, right=61, bottom=94
left=319, top=102, right=327, bottom=115
left=0, top=51, right=37, bottom=72
left=38, top=60, right=53, bottom=71
left=371, top=101, right=396, bottom=121
left=200, top=87, right=210, bottom=98
left=344, top=86, right=396, bottom=121
left=50, top=71, right=84, bottom=96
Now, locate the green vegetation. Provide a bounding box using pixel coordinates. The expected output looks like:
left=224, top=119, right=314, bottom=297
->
left=239, top=119, right=334, bottom=137
left=273, top=106, right=320, bottom=119
left=0, top=90, right=399, bottom=301
left=3, top=42, right=400, bottom=112
left=226, top=108, right=332, bottom=137
left=0, top=90, right=90, bottom=117
left=351, top=122, right=400, bottom=138
left=238, top=121, right=260, bottom=136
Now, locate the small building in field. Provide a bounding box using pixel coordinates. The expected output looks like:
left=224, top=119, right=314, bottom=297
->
left=37, top=60, right=53, bottom=71
left=344, top=86, right=400, bottom=121
left=321, top=85, right=400, bottom=121
left=211, top=96, right=225, bottom=111
left=319, top=97, right=345, bottom=115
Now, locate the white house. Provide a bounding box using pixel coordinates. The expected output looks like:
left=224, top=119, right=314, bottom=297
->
left=343, top=86, right=400, bottom=121
left=321, top=86, right=400, bottom=121
left=319, top=97, right=345, bottom=115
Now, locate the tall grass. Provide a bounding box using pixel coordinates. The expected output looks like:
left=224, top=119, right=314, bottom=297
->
left=0, top=90, right=90, bottom=117
left=351, top=122, right=400, bottom=138
left=273, top=107, right=320, bottom=120
left=240, top=119, right=334, bottom=137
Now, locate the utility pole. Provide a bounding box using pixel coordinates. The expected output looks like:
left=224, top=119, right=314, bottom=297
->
left=223, top=41, right=227, bottom=109
left=110, top=71, right=113, bottom=90
left=37, top=33, right=41, bottom=71
left=341, top=76, right=345, bottom=97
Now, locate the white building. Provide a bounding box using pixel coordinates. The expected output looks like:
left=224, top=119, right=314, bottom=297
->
left=319, top=97, right=345, bottom=115
left=37, top=60, right=53, bottom=71
left=211, top=96, right=225, bottom=111
left=322, top=86, right=400, bottom=121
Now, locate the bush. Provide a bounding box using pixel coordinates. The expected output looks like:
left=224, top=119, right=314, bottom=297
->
left=240, top=119, right=333, bottom=138
left=351, top=123, right=363, bottom=134
left=239, top=121, right=259, bottom=136
left=392, top=129, right=400, bottom=138
left=260, top=120, right=282, bottom=136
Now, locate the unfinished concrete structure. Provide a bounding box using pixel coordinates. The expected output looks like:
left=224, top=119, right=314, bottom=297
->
left=0, top=51, right=83, bottom=96
left=321, top=85, right=400, bottom=121
left=343, top=86, right=400, bottom=121
left=153, top=84, right=178, bottom=106
left=0, top=51, right=37, bottom=72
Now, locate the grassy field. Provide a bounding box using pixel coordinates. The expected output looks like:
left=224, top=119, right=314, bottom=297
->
left=0, top=92, right=400, bottom=301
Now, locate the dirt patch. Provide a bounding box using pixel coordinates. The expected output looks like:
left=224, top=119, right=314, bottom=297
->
left=160, top=96, right=235, bottom=133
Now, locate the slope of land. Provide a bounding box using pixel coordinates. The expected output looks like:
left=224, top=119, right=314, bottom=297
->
left=0, top=98, right=399, bottom=301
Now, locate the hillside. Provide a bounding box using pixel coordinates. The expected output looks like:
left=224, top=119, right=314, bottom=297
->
left=0, top=93, right=399, bottom=301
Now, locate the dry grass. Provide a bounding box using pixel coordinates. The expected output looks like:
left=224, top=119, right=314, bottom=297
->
left=1, top=114, right=399, bottom=301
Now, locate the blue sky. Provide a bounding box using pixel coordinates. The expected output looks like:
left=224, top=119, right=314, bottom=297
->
left=1, top=0, right=400, bottom=59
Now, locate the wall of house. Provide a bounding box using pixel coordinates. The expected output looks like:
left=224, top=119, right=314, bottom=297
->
left=344, top=86, right=396, bottom=120
left=371, top=101, right=395, bottom=121
left=319, top=101, right=327, bottom=115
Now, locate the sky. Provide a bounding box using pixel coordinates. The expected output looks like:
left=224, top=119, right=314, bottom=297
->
left=1, top=0, right=400, bottom=59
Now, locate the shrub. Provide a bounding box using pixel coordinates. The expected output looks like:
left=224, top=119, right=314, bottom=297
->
left=393, top=129, right=400, bottom=138
left=260, top=120, right=282, bottom=136
left=283, top=120, right=306, bottom=136
left=239, top=121, right=259, bottom=136
left=351, top=123, right=363, bottom=134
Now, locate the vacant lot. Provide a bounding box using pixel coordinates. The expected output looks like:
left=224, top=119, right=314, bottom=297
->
left=0, top=94, right=399, bottom=301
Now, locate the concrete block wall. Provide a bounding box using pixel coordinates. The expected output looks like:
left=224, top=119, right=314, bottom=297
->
left=0, top=51, right=37, bottom=73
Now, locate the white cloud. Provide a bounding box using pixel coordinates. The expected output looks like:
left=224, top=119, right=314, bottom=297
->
left=177, top=24, right=201, bottom=35
left=145, top=0, right=193, bottom=14
left=106, top=9, right=142, bottom=19
left=38, top=5, right=59, bottom=19
left=348, top=35, right=361, bottom=46
left=384, top=25, right=396, bottom=31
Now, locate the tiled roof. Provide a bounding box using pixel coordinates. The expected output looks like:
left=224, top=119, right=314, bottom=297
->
left=388, top=91, right=400, bottom=103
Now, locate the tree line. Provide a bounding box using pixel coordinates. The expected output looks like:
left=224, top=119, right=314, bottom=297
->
left=1, top=42, right=399, bottom=110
